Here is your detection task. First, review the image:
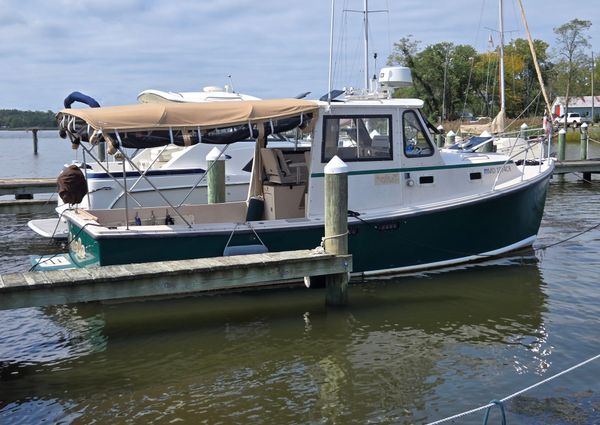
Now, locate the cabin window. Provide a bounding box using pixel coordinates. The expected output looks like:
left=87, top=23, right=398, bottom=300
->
left=402, top=110, right=434, bottom=158
left=321, top=115, right=393, bottom=162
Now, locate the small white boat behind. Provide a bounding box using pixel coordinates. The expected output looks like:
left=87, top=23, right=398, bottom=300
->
left=27, top=217, right=69, bottom=239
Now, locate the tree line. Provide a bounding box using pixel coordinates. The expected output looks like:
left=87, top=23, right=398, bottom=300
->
left=387, top=18, right=595, bottom=122
left=0, top=109, right=57, bottom=129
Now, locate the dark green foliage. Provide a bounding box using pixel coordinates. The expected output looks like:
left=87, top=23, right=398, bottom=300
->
left=387, top=18, right=592, bottom=121
left=0, top=109, right=57, bottom=129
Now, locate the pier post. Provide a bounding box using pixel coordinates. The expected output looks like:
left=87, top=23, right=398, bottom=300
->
left=479, top=129, right=494, bottom=153
left=519, top=122, right=528, bottom=140
left=324, top=156, right=348, bottom=306
left=558, top=128, right=566, bottom=161
left=445, top=130, right=456, bottom=147
left=580, top=123, right=591, bottom=181
left=207, top=147, right=226, bottom=204
left=31, top=128, right=38, bottom=155
left=580, top=123, right=588, bottom=160
left=436, top=125, right=444, bottom=148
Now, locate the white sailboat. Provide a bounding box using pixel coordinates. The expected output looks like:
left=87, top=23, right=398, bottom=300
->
left=458, top=0, right=551, bottom=161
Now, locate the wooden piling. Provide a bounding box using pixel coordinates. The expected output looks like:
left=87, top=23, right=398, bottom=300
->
left=436, top=125, right=444, bottom=148
left=446, top=130, right=456, bottom=147
left=207, top=147, right=226, bottom=204
left=558, top=128, right=566, bottom=161
left=580, top=123, right=588, bottom=161
left=31, top=128, right=38, bottom=155
left=324, top=156, right=349, bottom=306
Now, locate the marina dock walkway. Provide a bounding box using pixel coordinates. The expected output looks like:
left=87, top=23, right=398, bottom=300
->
left=553, top=159, right=600, bottom=175
left=0, top=250, right=352, bottom=311
left=0, top=177, right=56, bottom=198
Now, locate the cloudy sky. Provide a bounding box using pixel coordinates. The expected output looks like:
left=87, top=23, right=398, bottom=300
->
left=1, top=0, right=598, bottom=111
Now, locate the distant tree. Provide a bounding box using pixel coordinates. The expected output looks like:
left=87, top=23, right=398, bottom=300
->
left=0, top=110, right=57, bottom=129
left=387, top=36, right=477, bottom=121
left=503, top=39, right=552, bottom=117
left=553, top=18, right=592, bottom=127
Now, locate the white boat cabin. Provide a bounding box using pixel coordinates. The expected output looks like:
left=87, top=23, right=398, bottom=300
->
left=58, top=97, right=526, bottom=230
left=259, top=98, right=521, bottom=222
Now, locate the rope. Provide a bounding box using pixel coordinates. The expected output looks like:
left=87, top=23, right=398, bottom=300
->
left=588, top=136, right=600, bottom=145
left=320, top=231, right=349, bottom=248
left=425, top=353, right=600, bottom=425
left=482, top=400, right=506, bottom=425
left=503, top=91, right=540, bottom=131
left=222, top=222, right=267, bottom=253
left=535, top=220, right=600, bottom=251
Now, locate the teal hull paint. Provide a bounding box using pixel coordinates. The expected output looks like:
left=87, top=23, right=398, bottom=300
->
left=69, top=172, right=551, bottom=273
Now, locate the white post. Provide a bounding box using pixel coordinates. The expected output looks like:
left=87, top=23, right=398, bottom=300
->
left=446, top=130, right=456, bottom=147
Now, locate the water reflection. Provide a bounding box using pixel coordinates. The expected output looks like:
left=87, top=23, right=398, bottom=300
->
left=0, top=255, right=549, bottom=424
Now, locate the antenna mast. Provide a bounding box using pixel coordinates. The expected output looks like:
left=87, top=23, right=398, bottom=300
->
left=364, top=0, right=369, bottom=91
left=328, top=0, right=336, bottom=104
left=498, top=0, right=506, bottom=114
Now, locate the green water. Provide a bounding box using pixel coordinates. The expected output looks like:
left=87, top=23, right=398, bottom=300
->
left=0, top=180, right=599, bottom=424
left=0, top=131, right=599, bottom=423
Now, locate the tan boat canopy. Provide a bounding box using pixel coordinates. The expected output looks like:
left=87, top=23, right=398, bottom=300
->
left=57, top=99, right=319, bottom=150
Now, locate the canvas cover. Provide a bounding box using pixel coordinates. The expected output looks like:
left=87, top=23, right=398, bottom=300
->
left=57, top=99, right=319, bottom=131
left=57, top=165, right=88, bottom=204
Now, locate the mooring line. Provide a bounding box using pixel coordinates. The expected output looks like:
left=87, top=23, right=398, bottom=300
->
left=425, top=353, right=600, bottom=425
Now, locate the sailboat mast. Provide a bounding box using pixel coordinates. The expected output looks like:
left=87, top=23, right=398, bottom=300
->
left=328, top=0, right=336, bottom=104
left=364, top=0, right=369, bottom=91
left=498, top=0, right=506, bottom=113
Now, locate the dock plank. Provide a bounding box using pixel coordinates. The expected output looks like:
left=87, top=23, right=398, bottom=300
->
left=554, top=159, right=600, bottom=174
left=0, top=250, right=352, bottom=310
left=0, top=178, right=56, bottom=196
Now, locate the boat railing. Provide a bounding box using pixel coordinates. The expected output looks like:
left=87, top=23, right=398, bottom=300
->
left=77, top=142, right=146, bottom=208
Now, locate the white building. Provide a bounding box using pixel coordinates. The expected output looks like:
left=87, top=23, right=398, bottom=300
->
left=551, top=96, right=600, bottom=121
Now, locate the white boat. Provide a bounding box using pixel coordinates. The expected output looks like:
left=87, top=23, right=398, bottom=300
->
left=137, top=85, right=261, bottom=103
left=457, top=0, right=552, bottom=160
left=32, top=2, right=553, bottom=274
left=38, top=75, right=554, bottom=274
left=28, top=86, right=302, bottom=239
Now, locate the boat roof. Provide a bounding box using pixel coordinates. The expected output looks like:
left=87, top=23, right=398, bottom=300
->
left=57, top=99, right=319, bottom=132
left=137, top=89, right=261, bottom=103
left=317, top=97, right=424, bottom=108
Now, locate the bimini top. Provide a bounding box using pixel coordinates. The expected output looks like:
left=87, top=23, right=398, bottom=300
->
left=58, top=99, right=318, bottom=131
left=57, top=99, right=319, bottom=149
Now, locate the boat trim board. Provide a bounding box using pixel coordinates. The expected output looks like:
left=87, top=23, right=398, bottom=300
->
left=310, top=160, right=516, bottom=177
left=359, top=235, right=537, bottom=276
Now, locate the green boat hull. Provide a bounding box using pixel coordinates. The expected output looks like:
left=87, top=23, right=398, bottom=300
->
left=68, top=172, right=551, bottom=274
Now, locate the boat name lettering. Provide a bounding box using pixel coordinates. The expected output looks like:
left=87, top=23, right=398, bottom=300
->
left=374, top=173, right=400, bottom=185
left=483, top=165, right=512, bottom=175
left=375, top=222, right=399, bottom=231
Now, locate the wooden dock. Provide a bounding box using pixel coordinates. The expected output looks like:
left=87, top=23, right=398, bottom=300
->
left=0, top=178, right=57, bottom=212
left=0, top=250, right=352, bottom=311
left=554, top=159, right=600, bottom=179
left=0, top=178, right=56, bottom=198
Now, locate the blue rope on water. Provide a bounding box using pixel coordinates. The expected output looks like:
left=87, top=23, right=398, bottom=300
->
left=482, top=400, right=506, bottom=425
